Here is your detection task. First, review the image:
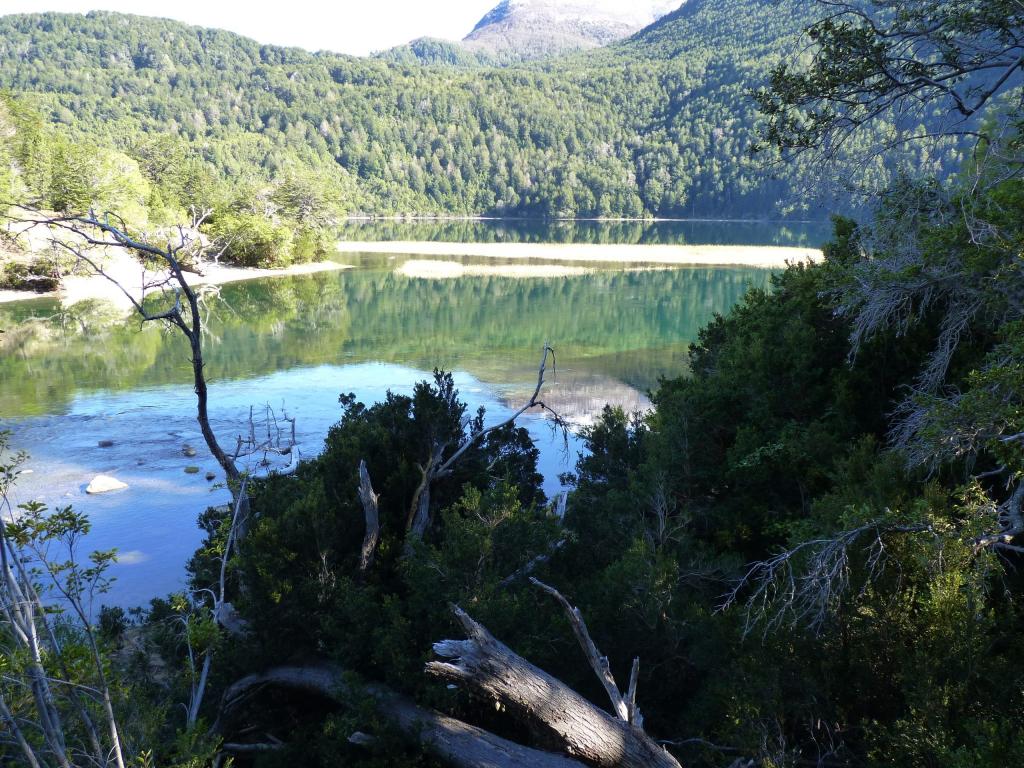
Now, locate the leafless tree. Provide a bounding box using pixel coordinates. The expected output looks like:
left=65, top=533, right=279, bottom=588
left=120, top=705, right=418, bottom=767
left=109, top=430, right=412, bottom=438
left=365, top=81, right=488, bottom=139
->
left=5, top=208, right=307, bottom=742
left=11, top=207, right=304, bottom=529
left=15, top=208, right=247, bottom=488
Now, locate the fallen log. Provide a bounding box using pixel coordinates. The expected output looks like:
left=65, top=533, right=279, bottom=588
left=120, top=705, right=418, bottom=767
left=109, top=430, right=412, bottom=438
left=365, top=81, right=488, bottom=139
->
left=219, top=664, right=585, bottom=768
left=427, top=606, right=682, bottom=768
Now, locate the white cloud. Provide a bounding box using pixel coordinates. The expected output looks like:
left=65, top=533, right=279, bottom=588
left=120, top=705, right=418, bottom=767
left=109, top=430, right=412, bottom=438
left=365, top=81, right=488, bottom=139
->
left=116, top=549, right=149, bottom=565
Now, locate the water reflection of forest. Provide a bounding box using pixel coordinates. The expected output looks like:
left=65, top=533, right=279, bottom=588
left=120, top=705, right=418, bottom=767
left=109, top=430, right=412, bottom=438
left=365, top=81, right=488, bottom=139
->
left=0, top=265, right=772, bottom=416
left=337, top=218, right=831, bottom=247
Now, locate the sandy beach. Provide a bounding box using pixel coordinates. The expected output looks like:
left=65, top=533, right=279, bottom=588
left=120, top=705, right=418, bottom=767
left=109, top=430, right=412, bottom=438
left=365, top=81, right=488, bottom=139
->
left=338, top=240, right=822, bottom=267
left=0, top=255, right=348, bottom=306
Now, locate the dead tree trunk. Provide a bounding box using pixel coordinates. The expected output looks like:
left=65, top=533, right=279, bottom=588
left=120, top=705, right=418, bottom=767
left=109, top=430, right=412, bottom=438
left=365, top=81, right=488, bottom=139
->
left=357, top=460, right=381, bottom=570
left=219, top=605, right=681, bottom=768
left=427, top=606, right=682, bottom=768
left=219, top=665, right=585, bottom=768
left=26, top=210, right=254, bottom=506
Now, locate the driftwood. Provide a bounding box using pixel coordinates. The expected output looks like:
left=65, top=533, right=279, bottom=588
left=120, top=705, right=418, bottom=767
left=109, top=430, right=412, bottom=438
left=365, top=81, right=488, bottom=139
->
left=427, top=606, right=681, bottom=768
left=219, top=664, right=585, bottom=768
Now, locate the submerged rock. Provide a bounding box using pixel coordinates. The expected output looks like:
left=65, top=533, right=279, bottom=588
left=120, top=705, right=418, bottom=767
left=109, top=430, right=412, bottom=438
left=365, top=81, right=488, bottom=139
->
left=98, top=439, right=114, bottom=448
left=86, top=475, right=128, bottom=494
left=184, top=465, right=200, bottom=474
left=182, top=444, right=197, bottom=457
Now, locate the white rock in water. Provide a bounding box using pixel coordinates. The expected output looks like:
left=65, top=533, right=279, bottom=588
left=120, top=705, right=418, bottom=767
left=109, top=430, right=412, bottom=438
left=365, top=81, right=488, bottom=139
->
left=86, top=475, right=128, bottom=494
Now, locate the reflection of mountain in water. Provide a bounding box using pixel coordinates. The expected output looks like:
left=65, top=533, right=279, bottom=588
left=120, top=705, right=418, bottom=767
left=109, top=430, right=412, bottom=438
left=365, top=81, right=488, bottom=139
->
left=500, top=370, right=652, bottom=428
left=338, top=218, right=831, bottom=248
left=0, top=264, right=771, bottom=416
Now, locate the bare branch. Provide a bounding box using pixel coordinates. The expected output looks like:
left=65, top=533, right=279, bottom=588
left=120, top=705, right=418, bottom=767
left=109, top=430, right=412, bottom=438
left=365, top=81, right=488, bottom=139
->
left=625, top=657, right=643, bottom=730
left=0, top=693, right=43, bottom=768
left=405, top=344, right=567, bottom=540
left=438, top=343, right=564, bottom=478
left=219, top=662, right=587, bottom=768
left=529, top=577, right=629, bottom=723
left=719, top=521, right=932, bottom=637
left=498, top=536, right=568, bottom=588
left=429, top=605, right=679, bottom=767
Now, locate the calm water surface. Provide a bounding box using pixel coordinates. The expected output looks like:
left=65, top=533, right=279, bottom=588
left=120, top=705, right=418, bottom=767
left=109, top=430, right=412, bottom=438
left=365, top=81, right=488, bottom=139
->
left=0, top=220, right=821, bottom=606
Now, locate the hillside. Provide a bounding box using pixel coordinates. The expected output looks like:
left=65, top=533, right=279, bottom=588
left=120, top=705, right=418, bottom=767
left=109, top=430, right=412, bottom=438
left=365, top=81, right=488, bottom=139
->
left=0, top=1, right=962, bottom=220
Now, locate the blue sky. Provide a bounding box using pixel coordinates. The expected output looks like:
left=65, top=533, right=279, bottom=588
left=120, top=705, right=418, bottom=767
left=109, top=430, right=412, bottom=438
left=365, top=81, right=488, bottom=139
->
left=0, top=1, right=501, bottom=55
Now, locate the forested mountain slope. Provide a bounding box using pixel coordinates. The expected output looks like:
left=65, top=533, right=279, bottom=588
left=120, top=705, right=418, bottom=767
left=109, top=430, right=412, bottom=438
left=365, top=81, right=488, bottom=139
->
left=0, top=1, right=963, bottom=218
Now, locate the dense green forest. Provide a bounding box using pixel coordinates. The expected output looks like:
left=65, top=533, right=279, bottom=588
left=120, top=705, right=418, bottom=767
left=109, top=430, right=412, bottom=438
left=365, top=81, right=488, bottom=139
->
left=0, top=0, right=965, bottom=229
left=2, top=1, right=1022, bottom=767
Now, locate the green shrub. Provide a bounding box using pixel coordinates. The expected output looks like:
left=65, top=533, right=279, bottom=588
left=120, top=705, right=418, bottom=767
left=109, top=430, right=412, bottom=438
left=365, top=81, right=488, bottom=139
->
left=0, top=259, right=60, bottom=292
left=205, top=211, right=294, bottom=268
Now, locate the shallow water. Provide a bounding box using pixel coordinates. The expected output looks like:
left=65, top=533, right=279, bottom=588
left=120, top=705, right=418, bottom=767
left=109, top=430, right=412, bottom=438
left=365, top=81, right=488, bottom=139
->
left=3, top=364, right=583, bottom=607
left=0, top=222, right=818, bottom=606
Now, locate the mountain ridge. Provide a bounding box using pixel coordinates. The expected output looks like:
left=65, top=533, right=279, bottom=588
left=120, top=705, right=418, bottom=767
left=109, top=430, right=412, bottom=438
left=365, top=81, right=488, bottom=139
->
left=0, top=2, right=959, bottom=220
left=461, top=0, right=682, bottom=60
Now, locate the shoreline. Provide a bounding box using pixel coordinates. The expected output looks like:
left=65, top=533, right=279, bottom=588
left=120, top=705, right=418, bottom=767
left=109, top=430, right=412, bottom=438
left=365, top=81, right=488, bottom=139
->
left=1, top=238, right=821, bottom=305
left=0, top=259, right=349, bottom=306
left=337, top=240, right=822, bottom=267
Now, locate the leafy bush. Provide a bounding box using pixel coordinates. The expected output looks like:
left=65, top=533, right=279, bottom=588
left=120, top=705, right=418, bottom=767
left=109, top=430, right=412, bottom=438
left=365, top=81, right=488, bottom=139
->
left=206, top=211, right=295, bottom=268
left=0, top=259, right=61, bottom=292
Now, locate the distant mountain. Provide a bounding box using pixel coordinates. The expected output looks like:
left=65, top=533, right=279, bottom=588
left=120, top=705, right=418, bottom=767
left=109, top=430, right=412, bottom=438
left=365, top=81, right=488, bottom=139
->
left=0, top=1, right=962, bottom=219
left=462, top=0, right=682, bottom=60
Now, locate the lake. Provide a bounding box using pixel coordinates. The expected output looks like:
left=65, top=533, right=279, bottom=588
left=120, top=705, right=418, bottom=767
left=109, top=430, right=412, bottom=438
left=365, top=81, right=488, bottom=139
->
left=0, top=220, right=828, bottom=606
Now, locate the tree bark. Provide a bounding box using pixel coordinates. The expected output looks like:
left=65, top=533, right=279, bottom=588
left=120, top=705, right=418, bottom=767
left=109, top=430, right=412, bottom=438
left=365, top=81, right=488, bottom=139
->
left=426, top=606, right=682, bottom=768
left=219, top=665, right=585, bottom=768
left=530, top=578, right=631, bottom=722
left=407, top=447, right=442, bottom=539
left=357, top=460, right=381, bottom=570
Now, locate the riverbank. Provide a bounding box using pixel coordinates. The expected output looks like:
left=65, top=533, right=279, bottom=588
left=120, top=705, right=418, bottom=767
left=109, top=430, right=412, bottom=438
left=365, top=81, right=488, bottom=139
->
left=0, top=255, right=349, bottom=306
left=337, top=240, right=822, bottom=266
